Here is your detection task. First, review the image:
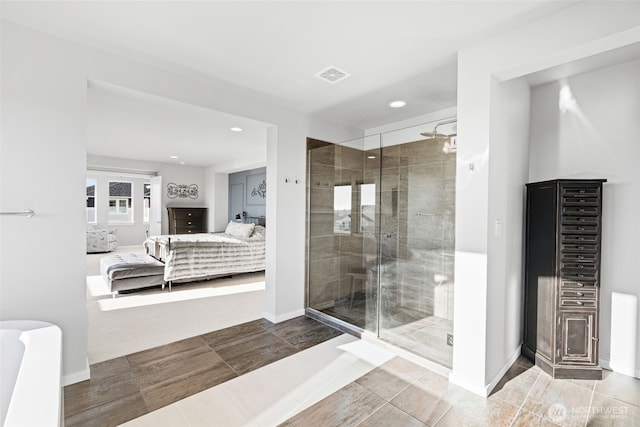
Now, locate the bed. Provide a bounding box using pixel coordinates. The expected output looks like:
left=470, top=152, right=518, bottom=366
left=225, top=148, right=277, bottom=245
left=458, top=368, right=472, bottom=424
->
left=143, top=222, right=266, bottom=285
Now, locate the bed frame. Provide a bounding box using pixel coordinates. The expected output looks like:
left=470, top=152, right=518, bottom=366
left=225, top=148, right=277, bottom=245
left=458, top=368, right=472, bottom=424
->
left=144, top=224, right=266, bottom=290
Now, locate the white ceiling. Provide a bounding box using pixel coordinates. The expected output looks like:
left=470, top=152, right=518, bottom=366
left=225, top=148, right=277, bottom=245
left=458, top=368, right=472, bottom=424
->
left=524, top=42, right=640, bottom=87
left=87, top=81, right=270, bottom=168
left=2, top=1, right=582, bottom=166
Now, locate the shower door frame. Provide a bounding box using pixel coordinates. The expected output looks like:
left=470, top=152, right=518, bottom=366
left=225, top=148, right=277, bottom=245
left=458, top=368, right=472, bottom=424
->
left=305, top=119, right=456, bottom=368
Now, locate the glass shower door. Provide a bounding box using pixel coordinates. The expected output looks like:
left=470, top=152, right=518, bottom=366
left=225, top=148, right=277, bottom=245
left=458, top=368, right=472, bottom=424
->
left=306, top=122, right=456, bottom=368
left=306, top=135, right=381, bottom=333
left=377, top=126, right=456, bottom=368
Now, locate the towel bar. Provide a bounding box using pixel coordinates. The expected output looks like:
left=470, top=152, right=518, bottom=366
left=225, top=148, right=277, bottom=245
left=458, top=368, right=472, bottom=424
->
left=0, top=210, right=35, bottom=217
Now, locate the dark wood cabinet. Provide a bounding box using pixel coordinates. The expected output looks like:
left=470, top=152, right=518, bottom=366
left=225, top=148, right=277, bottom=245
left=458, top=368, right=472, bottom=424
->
left=522, top=179, right=605, bottom=380
left=167, top=207, right=207, bottom=234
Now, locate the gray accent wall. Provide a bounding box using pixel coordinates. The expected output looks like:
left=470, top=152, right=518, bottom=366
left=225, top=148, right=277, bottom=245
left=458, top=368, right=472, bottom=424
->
left=228, top=167, right=266, bottom=222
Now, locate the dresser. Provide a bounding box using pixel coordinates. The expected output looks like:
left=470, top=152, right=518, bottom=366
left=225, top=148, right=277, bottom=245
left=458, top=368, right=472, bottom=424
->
left=522, top=179, right=605, bottom=380
left=167, top=207, right=207, bottom=234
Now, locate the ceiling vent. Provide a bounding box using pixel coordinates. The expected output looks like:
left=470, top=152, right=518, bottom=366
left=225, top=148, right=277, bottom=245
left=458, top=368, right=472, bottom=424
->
left=315, top=66, right=351, bottom=84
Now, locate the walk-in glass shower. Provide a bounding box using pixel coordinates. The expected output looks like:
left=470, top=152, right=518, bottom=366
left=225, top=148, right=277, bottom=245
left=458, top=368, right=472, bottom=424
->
left=306, top=119, right=456, bottom=368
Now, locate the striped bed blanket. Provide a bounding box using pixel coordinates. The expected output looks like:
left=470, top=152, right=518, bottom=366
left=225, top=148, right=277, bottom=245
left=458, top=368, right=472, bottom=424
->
left=143, top=226, right=265, bottom=283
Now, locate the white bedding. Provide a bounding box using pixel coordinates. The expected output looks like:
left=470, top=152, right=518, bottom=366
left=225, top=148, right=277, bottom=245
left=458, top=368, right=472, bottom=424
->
left=143, top=226, right=265, bottom=283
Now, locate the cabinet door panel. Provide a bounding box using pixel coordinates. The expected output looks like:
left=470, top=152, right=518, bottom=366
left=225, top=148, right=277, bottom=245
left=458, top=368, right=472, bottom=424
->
left=560, top=311, right=596, bottom=364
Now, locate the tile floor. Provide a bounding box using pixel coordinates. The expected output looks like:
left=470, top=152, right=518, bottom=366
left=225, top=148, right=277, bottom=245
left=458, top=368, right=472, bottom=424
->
left=64, top=316, right=342, bottom=426
left=65, top=315, right=640, bottom=427
left=282, top=355, right=640, bottom=427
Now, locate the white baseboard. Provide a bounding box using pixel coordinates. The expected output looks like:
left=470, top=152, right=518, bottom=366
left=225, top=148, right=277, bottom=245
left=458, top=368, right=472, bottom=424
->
left=448, top=372, right=491, bottom=397
left=599, top=358, right=640, bottom=379
left=263, top=308, right=306, bottom=324
left=449, top=345, right=521, bottom=398
left=62, top=359, right=90, bottom=386
left=485, top=345, right=522, bottom=395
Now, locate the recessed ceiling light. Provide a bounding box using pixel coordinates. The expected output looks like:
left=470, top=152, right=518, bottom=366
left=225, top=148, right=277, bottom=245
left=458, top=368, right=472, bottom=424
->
left=230, top=127, right=243, bottom=132
left=389, top=100, right=406, bottom=108
left=179, top=161, right=186, bottom=165
left=169, top=155, right=179, bottom=159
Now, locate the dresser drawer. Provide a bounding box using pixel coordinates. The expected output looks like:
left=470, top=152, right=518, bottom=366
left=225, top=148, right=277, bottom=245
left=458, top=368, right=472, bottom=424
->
left=561, top=234, right=599, bottom=244
left=561, top=243, right=599, bottom=254
left=562, top=216, right=599, bottom=225
left=561, top=225, right=598, bottom=234
left=175, top=219, right=204, bottom=227
left=562, top=271, right=597, bottom=282
left=560, top=299, right=597, bottom=308
left=172, top=209, right=204, bottom=220
left=562, top=206, right=598, bottom=216
left=561, top=289, right=596, bottom=299
left=562, top=252, right=597, bottom=262
left=562, top=187, right=600, bottom=197
left=562, top=197, right=599, bottom=207
left=562, top=280, right=597, bottom=288
left=561, top=262, right=596, bottom=272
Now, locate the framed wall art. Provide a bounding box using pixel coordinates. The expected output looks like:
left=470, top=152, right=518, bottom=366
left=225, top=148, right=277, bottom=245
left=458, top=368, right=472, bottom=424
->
left=246, top=173, right=266, bottom=206
left=167, top=183, right=199, bottom=199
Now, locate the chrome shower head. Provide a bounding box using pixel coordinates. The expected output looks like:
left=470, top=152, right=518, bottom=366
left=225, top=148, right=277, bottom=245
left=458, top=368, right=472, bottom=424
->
left=420, top=118, right=457, bottom=140
left=420, top=131, right=449, bottom=139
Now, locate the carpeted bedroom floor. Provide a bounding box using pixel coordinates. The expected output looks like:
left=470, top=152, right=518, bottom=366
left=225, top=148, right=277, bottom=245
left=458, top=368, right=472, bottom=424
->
left=86, top=246, right=266, bottom=364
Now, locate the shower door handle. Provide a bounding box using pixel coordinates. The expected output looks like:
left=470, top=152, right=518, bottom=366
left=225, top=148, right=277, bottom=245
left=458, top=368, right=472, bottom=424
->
left=383, top=233, right=392, bottom=238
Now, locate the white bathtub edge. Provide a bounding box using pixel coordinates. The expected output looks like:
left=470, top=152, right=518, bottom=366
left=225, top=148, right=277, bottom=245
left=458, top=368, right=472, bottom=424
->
left=2, top=321, right=62, bottom=427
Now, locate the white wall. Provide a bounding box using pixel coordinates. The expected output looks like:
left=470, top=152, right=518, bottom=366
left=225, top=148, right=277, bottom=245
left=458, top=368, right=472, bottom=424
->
left=1, top=21, right=90, bottom=385
left=485, top=78, right=531, bottom=381
left=452, top=1, right=640, bottom=395
left=529, top=59, right=640, bottom=377
left=89, top=155, right=208, bottom=237
left=0, top=21, right=360, bottom=383
left=204, top=169, right=230, bottom=233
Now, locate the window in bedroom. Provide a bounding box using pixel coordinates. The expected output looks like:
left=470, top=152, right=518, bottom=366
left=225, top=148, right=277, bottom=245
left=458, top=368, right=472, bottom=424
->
left=143, top=181, right=151, bottom=223
left=86, top=178, right=96, bottom=223
left=108, top=181, right=133, bottom=223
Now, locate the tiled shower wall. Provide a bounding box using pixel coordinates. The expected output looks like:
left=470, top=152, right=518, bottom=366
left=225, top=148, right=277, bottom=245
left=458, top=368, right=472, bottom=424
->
left=306, top=136, right=455, bottom=324
left=307, top=141, right=378, bottom=314
left=378, top=139, right=456, bottom=321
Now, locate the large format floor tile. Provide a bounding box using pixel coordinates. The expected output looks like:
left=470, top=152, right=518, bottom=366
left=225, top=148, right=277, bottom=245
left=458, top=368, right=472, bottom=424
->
left=282, top=353, right=640, bottom=427
left=521, top=373, right=594, bottom=427
left=284, top=382, right=386, bottom=427
left=65, top=315, right=341, bottom=427
left=594, top=369, right=640, bottom=407
left=67, top=312, right=640, bottom=427
left=121, top=333, right=398, bottom=427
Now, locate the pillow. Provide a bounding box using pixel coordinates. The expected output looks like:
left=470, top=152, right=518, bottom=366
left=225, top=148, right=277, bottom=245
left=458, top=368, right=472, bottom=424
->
left=225, top=221, right=255, bottom=238
left=251, top=225, right=266, bottom=239
left=225, top=221, right=240, bottom=235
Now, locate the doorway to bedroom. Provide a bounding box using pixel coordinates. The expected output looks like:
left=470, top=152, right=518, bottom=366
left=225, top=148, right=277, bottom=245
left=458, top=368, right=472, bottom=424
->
left=84, top=80, right=271, bottom=364
left=306, top=118, right=457, bottom=368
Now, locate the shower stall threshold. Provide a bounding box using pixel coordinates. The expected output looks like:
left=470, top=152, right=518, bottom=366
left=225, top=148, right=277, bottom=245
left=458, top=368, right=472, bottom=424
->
left=305, top=308, right=364, bottom=339
left=305, top=308, right=452, bottom=377
left=360, top=333, right=453, bottom=378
